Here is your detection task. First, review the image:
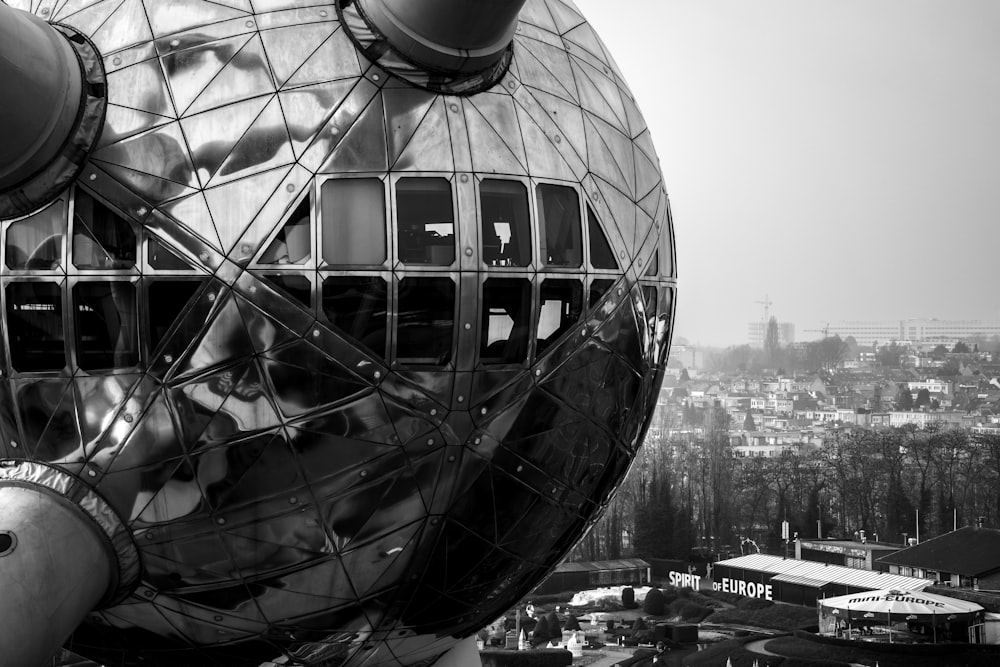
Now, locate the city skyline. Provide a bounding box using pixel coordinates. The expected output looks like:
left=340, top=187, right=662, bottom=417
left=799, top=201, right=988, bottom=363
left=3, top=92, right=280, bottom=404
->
left=575, top=0, right=1000, bottom=346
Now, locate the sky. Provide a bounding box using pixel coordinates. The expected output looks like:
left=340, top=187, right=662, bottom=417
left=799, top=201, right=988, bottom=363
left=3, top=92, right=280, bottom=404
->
left=573, top=0, right=1000, bottom=346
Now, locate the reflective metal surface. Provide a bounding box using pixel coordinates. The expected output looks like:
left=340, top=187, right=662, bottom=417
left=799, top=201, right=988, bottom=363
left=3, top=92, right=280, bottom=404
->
left=0, top=0, right=676, bottom=665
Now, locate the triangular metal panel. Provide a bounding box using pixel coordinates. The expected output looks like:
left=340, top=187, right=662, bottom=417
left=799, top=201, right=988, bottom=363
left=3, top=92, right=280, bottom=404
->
left=92, top=160, right=198, bottom=206
left=512, top=101, right=577, bottom=181
left=523, top=85, right=587, bottom=166
left=106, top=58, right=174, bottom=118
left=562, top=21, right=610, bottom=65
left=160, top=32, right=253, bottom=116
left=621, top=87, right=647, bottom=139
left=281, top=79, right=360, bottom=159
left=392, top=97, right=455, bottom=172
left=143, top=0, right=250, bottom=39
left=20, top=378, right=80, bottom=462
left=634, top=138, right=662, bottom=202
left=585, top=112, right=635, bottom=198
left=319, top=92, right=388, bottom=173
left=174, top=294, right=255, bottom=378
left=517, top=0, right=558, bottom=32
left=52, top=0, right=107, bottom=21
left=91, top=120, right=199, bottom=189
left=382, top=87, right=438, bottom=168
left=260, top=21, right=334, bottom=88
left=511, top=37, right=578, bottom=105
left=186, top=34, right=276, bottom=116
left=231, top=296, right=300, bottom=355
left=569, top=57, right=628, bottom=133
left=283, top=27, right=362, bottom=88
left=90, top=0, right=151, bottom=53
left=547, top=0, right=585, bottom=34
left=98, top=105, right=174, bottom=150
left=260, top=345, right=372, bottom=418
left=180, top=95, right=271, bottom=187
left=161, top=191, right=223, bottom=250
left=594, top=175, right=638, bottom=258
left=58, top=0, right=120, bottom=36
left=204, top=165, right=292, bottom=255
left=464, top=93, right=527, bottom=175
left=208, top=96, right=293, bottom=187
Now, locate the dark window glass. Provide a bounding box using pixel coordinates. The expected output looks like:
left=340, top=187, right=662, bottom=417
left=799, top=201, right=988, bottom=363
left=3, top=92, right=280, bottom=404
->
left=72, top=190, right=136, bottom=269
left=262, top=274, right=311, bottom=307
left=322, top=179, right=386, bottom=266
left=645, top=250, right=658, bottom=276
left=148, top=237, right=193, bottom=270
left=480, top=179, right=531, bottom=267
left=322, top=276, right=387, bottom=359
left=589, top=279, right=615, bottom=307
left=537, top=184, right=581, bottom=268
left=396, top=178, right=454, bottom=266
left=262, top=197, right=311, bottom=265
left=148, top=280, right=205, bottom=352
left=481, top=278, right=531, bottom=364
left=6, top=200, right=64, bottom=270
left=6, top=282, right=65, bottom=371
left=587, top=205, right=618, bottom=270
left=74, top=281, right=138, bottom=369
left=397, top=277, right=454, bottom=364
left=537, top=279, right=582, bottom=356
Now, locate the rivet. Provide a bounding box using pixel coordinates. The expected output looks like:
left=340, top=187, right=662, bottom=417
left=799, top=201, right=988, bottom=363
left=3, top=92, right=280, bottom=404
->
left=88, top=173, right=97, bottom=181
left=464, top=322, right=471, bottom=330
left=430, top=408, right=437, bottom=416
left=241, top=244, right=251, bottom=254
left=617, top=288, right=623, bottom=295
left=474, top=437, right=481, bottom=445
left=372, top=73, right=381, bottom=81
left=516, top=465, right=523, bottom=473
left=426, top=438, right=434, bottom=446
left=245, top=20, right=254, bottom=28
left=457, top=395, right=464, bottom=403
left=216, top=517, right=225, bottom=525
left=169, top=39, right=180, bottom=48
left=286, top=183, right=295, bottom=193
left=638, top=259, right=643, bottom=266
left=214, top=615, right=224, bottom=622
left=447, top=455, right=456, bottom=462
left=313, top=329, right=321, bottom=337
left=40, top=7, right=49, bottom=15
left=289, top=497, right=297, bottom=504
left=146, top=533, right=154, bottom=540
left=374, top=370, right=382, bottom=379
left=250, top=285, right=257, bottom=293
left=555, top=135, right=562, bottom=144
left=207, top=293, right=216, bottom=302
left=164, top=354, right=173, bottom=363
left=449, top=103, right=458, bottom=112
left=619, top=250, right=626, bottom=258
left=431, top=518, right=439, bottom=525
left=145, top=589, right=155, bottom=597
left=460, top=174, right=469, bottom=183
left=87, top=469, right=97, bottom=477
left=507, top=80, right=516, bottom=90
left=200, top=252, right=210, bottom=262
left=124, top=413, right=133, bottom=423
left=591, top=191, right=599, bottom=201
left=465, top=247, right=473, bottom=256
left=8, top=441, right=14, bottom=449
left=319, top=9, right=328, bottom=17
left=137, top=206, right=148, bottom=216
left=360, top=470, right=368, bottom=477
left=112, top=56, right=122, bottom=66
left=480, top=407, right=487, bottom=415
left=535, top=369, right=541, bottom=376
left=581, top=327, right=587, bottom=336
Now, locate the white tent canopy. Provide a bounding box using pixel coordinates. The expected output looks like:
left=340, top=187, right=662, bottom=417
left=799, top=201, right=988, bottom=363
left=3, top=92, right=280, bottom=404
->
left=819, top=589, right=983, bottom=620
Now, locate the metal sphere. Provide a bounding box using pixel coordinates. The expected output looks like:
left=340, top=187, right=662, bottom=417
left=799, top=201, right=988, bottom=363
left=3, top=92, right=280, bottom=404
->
left=0, top=0, right=675, bottom=664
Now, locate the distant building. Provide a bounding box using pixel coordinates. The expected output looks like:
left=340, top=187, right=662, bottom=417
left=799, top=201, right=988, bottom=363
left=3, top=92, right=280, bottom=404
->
left=748, top=321, right=795, bottom=347
left=877, top=526, right=1000, bottom=590
left=823, top=319, right=1000, bottom=347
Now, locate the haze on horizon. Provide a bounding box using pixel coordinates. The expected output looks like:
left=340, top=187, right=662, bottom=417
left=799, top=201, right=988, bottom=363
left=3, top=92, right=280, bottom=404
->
left=575, top=0, right=1000, bottom=347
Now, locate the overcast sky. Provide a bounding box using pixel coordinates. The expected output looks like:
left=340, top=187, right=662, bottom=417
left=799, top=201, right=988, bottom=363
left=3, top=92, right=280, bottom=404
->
left=573, top=0, right=1000, bottom=347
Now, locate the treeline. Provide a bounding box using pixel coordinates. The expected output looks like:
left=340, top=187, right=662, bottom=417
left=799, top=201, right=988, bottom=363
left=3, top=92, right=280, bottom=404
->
left=571, top=424, right=1000, bottom=562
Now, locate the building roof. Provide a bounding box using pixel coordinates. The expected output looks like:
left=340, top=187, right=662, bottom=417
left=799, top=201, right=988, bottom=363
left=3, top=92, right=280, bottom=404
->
left=554, top=558, right=650, bottom=573
left=876, top=527, right=1000, bottom=577
left=716, top=554, right=930, bottom=592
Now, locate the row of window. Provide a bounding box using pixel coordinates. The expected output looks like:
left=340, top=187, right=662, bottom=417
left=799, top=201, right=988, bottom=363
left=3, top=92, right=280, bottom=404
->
left=3, top=275, right=658, bottom=373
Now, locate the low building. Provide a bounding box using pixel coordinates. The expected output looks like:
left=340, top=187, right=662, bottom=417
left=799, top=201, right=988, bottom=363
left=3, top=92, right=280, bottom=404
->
left=796, top=538, right=898, bottom=571
left=531, top=558, right=651, bottom=595
left=877, top=526, right=1000, bottom=591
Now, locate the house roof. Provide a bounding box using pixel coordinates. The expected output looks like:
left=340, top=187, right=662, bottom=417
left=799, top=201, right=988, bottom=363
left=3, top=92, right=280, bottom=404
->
left=876, top=527, right=1000, bottom=577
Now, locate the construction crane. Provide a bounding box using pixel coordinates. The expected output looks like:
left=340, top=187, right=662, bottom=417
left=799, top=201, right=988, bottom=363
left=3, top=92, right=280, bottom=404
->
left=756, top=294, right=773, bottom=323
left=804, top=323, right=831, bottom=340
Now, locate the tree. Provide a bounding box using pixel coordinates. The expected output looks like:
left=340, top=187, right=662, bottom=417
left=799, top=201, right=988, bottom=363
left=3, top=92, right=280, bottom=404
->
left=932, top=344, right=948, bottom=359
left=679, top=368, right=690, bottom=382
left=764, top=316, right=781, bottom=367
left=896, top=385, right=914, bottom=410
left=953, top=341, right=970, bottom=353
left=743, top=412, right=757, bottom=431
left=915, top=388, right=931, bottom=408
left=643, top=588, right=666, bottom=615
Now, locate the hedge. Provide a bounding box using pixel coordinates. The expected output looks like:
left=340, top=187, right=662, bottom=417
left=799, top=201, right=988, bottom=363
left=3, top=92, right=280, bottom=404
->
left=479, top=648, right=573, bottom=667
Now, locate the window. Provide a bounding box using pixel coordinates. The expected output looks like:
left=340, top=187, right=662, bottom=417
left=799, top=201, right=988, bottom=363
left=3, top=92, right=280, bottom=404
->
left=589, top=279, right=615, bottom=307
left=480, top=179, right=531, bottom=267
left=537, top=279, right=582, bottom=355
left=537, top=184, right=581, bottom=268
left=6, top=200, right=64, bottom=270
left=587, top=205, right=617, bottom=270
left=322, top=276, right=387, bottom=359
left=72, top=190, right=136, bottom=269
left=396, top=178, right=454, bottom=266
left=397, top=277, right=454, bottom=364
left=148, top=280, right=205, bottom=353
left=262, top=196, right=311, bottom=265
left=148, top=237, right=194, bottom=270
left=74, top=281, right=139, bottom=369
left=321, top=178, right=385, bottom=266
left=7, top=282, right=65, bottom=371
left=481, top=278, right=531, bottom=364
left=262, top=274, right=311, bottom=307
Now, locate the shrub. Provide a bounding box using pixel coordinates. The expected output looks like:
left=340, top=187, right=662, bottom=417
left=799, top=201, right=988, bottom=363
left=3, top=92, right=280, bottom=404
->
left=479, top=648, right=573, bottom=667
left=622, top=586, right=637, bottom=608
left=564, top=615, right=581, bottom=631
left=544, top=611, right=562, bottom=640
left=531, top=616, right=550, bottom=646
left=643, top=588, right=666, bottom=616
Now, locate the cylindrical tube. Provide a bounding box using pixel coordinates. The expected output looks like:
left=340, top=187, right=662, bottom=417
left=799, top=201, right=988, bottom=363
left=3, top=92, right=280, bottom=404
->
left=357, top=0, right=527, bottom=74
left=0, top=484, right=114, bottom=666
left=0, top=3, right=84, bottom=190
